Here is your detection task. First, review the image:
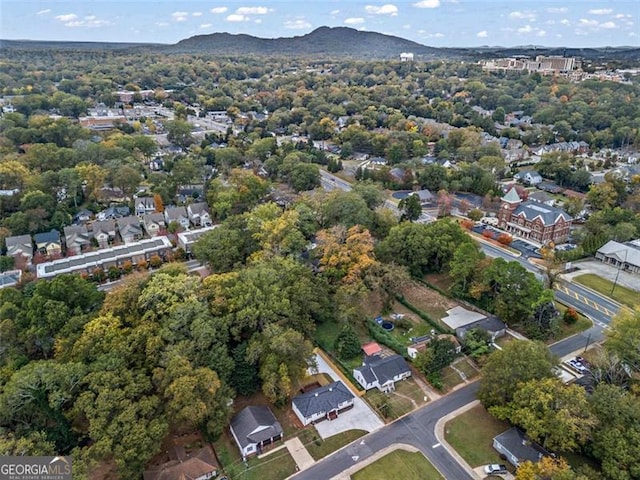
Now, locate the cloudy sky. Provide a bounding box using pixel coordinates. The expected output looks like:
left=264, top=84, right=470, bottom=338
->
left=2, top=0, right=638, bottom=47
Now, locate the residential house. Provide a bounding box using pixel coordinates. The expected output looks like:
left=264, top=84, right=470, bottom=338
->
left=165, top=206, right=190, bottom=231
left=4, top=234, right=33, bottom=262
left=497, top=187, right=572, bottom=244
left=117, top=216, right=144, bottom=244
left=91, top=220, right=116, bottom=248
left=514, top=170, right=543, bottom=185
left=441, top=306, right=507, bottom=340
left=0, top=270, right=22, bottom=289
left=595, top=240, right=640, bottom=274
left=142, top=213, right=166, bottom=237
left=63, top=225, right=92, bottom=255
left=97, top=206, right=130, bottom=221
left=407, top=334, right=462, bottom=359
left=361, top=342, right=382, bottom=357
left=493, top=427, right=549, bottom=467
left=292, top=381, right=355, bottom=426
left=527, top=191, right=555, bottom=206
left=177, top=226, right=218, bottom=255
left=135, top=196, right=157, bottom=216
left=229, top=406, right=283, bottom=459
left=143, top=446, right=218, bottom=480
left=99, top=187, right=127, bottom=203
left=37, top=237, right=173, bottom=279
left=410, top=189, right=435, bottom=206
left=176, top=184, right=204, bottom=203
left=72, top=209, right=94, bottom=225
left=353, top=354, right=411, bottom=393
left=187, top=202, right=212, bottom=227
left=34, top=230, right=61, bottom=256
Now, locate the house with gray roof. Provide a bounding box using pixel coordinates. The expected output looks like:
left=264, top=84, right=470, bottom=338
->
left=410, top=189, right=435, bottom=206
left=353, top=354, right=411, bottom=393
left=229, top=406, right=283, bottom=459
left=142, top=213, right=166, bottom=237
left=514, top=170, right=543, bottom=185
left=0, top=270, right=22, bottom=289
left=64, top=225, right=92, bottom=255
left=596, top=240, right=640, bottom=274
left=164, top=206, right=190, bottom=231
left=34, top=230, right=61, bottom=256
left=4, top=234, right=33, bottom=262
left=187, top=202, right=212, bottom=227
left=493, top=427, right=549, bottom=467
left=135, top=196, right=157, bottom=216
left=116, top=216, right=144, bottom=244
left=292, top=381, right=355, bottom=426
left=497, top=187, right=572, bottom=244
left=91, top=220, right=116, bottom=248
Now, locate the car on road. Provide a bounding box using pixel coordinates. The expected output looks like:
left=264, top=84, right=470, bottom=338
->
left=484, top=464, right=508, bottom=475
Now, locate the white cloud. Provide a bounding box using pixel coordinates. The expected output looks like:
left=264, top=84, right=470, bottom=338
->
left=517, top=24, right=533, bottom=33
left=509, top=11, right=536, bottom=21
left=344, top=17, right=365, bottom=25
left=192, top=12, right=203, bottom=17
left=579, top=18, right=599, bottom=27
left=37, top=9, right=51, bottom=15
left=546, top=7, right=567, bottom=13
left=599, top=21, right=616, bottom=29
left=365, top=4, right=399, bottom=16
left=254, top=19, right=262, bottom=24
left=171, top=11, right=189, bottom=22
left=155, top=22, right=169, bottom=27
left=226, top=14, right=248, bottom=22
left=84, top=15, right=96, bottom=20
left=284, top=19, right=311, bottom=29
left=560, top=19, right=570, bottom=26
left=413, top=0, right=440, bottom=9
left=210, top=7, right=228, bottom=14
left=236, top=7, right=268, bottom=15
left=588, top=8, right=612, bottom=15
left=403, top=24, right=411, bottom=29
left=537, top=29, right=546, bottom=37
left=55, top=13, right=78, bottom=22
left=330, top=9, right=340, bottom=15
left=64, top=18, right=112, bottom=28
left=477, top=30, right=488, bottom=38
left=200, top=23, right=212, bottom=29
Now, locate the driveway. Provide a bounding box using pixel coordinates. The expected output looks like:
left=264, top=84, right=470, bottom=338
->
left=311, top=353, right=384, bottom=439
left=568, top=259, right=640, bottom=292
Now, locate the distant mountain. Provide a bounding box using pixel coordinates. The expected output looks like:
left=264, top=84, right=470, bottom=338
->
left=2, top=27, right=639, bottom=61
left=166, top=26, right=447, bottom=58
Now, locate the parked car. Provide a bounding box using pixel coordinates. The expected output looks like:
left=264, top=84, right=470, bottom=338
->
left=484, top=464, right=508, bottom=474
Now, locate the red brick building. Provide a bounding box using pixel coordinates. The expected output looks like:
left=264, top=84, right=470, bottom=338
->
left=497, top=187, right=572, bottom=244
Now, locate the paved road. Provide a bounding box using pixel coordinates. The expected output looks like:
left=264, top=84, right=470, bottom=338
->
left=97, top=259, right=204, bottom=291
left=292, top=382, right=479, bottom=480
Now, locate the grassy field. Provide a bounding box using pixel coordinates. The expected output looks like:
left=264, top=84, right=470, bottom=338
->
left=352, top=450, right=444, bottom=480
left=302, top=429, right=366, bottom=460
left=365, top=386, right=415, bottom=421
left=444, top=404, right=510, bottom=468
left=573, top=273, right=639, bottom=308
left=554, top=302, right=593, bottom=341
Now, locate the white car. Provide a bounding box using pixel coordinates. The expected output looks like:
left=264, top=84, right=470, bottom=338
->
left=484, top=464, right=508, bottom=475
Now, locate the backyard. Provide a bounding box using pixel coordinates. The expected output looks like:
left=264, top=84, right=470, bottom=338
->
left=364, top=378, right=428, bottom=421
left=351, top=450, right=444, bottom=480
left=573, top=273, right=639, bottom=308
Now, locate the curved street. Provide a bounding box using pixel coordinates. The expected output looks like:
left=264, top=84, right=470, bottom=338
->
left=292, top=382, right=479, bottom=480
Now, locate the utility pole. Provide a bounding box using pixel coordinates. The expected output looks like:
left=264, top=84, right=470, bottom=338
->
left=610, top=247, right=628, bottom=296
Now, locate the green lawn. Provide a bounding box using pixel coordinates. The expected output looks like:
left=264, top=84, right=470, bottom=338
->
left=554, top=302, right=593, bottom=341
left=444, top=404, right=510, bottom=468
left=352, top=450, right=444, bottom=480
left=303, top=429, right=366, bottom=460
left=573, top=273, right=639, bottom=308
left=365, top=387, right=415, bottom=421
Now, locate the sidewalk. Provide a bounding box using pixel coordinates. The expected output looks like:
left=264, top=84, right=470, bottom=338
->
left=434, top=400, right=482, bottom=480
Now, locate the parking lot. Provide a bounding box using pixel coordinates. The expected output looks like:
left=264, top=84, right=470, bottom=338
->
left=472, top=223, right=542, bottom=258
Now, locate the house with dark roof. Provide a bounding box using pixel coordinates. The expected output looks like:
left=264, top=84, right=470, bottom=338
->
left=72, top=209, right=94, bottom=225
left=34, top=230, right=61, bottom=256
left=91, top=220, right=116, bottom=248
left=292, top=381, right=355, bottom=426
left=441, top=306, right=507, bottom=340
left=353, top=354, right=411, bottom=393
left=0, top=270, right=22, bottom=289
left=142, top=213, right=166, bottom=237
left=4, top=234, right=33, bottom=262
left=493, top=427, right=549, bottom=467
left=410, top=189, right=435, bottom=206
left=63, top=225, right=92, bottom=255
left=117, top=216, right=144, bottom=244
left=229, top=406, right=283, bottom=459
left=97, top=205, right=130, bottom=221
left=497, top=187, right=572, bottom=244
left=165, top=206, right=190, bottom=231
left=514, top=170, right=543, bottom=185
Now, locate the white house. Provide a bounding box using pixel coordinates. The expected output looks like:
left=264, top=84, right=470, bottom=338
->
left=514, top=170, right=543, bottom=185
left=135, top=196, right=157, bottom=216
left=353, top=354, right=411, bottom=393
left=164, top=206, right=190, bottom=231
left=292, top=381, right=354, bottom=426
left=187, top=202, right=212, bottom=227
left=229, top=406, right=283, bottom=459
